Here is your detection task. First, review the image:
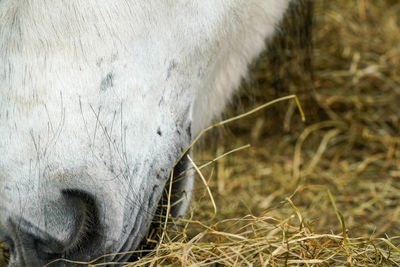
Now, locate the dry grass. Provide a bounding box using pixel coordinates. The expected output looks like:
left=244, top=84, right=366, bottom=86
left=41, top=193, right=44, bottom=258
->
left=1, top=0, right=400, bottom=266
left=138, top=0, right=400, bottom=266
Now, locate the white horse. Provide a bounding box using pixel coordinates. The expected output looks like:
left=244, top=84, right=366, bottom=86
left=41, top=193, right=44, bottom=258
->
left=0, top=0, right=293, bottom=265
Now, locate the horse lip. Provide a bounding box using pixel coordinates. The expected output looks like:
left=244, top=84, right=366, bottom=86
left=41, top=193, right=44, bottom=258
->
left=0, top=227, right=12, bottom=253
left=0, top=224, right=7, bottom=240
left=12, top=217, right=66, bottom=253
left=5, top=190, right=102, bottom=261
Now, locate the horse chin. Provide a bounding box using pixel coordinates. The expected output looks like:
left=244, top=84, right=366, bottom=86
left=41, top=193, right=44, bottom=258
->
left=84, top=148, right=193, bottom=264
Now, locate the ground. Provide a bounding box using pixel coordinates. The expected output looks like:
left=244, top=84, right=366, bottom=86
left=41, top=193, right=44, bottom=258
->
left=1, top=0, right=400, bottom=266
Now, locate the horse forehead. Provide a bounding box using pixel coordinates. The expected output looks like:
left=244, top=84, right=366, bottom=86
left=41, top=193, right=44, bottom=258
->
left=1, top=2, right=150, bottom=65
left=0, top=1, right=226, bottom=102
left=0, top=1, right=228, bottom=56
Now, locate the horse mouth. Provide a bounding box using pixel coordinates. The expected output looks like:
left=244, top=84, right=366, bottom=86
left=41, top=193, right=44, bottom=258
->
left=0, top=154, right=191, bottom=266
left=0, top=190, right=102, bottom=266
left=132, top=153, right=191, bottom=259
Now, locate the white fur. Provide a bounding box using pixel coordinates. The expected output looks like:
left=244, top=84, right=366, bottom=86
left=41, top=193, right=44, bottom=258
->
left=0, top=0, right=290, bottom=264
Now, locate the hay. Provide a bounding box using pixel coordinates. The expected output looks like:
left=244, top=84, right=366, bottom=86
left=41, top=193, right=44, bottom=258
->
left=0, top=244, right=8, bottom=267
left=151, top=0, right=400, bottom=265
left=1, top=0, right=400, bottom=266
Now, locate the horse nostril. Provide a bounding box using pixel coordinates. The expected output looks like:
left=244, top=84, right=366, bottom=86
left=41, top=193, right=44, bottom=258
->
left=60, top=189, right=102, bottom=255
left=3, top=190, right=101, bottom=262
left=33, top=235, right=64, bottom=260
